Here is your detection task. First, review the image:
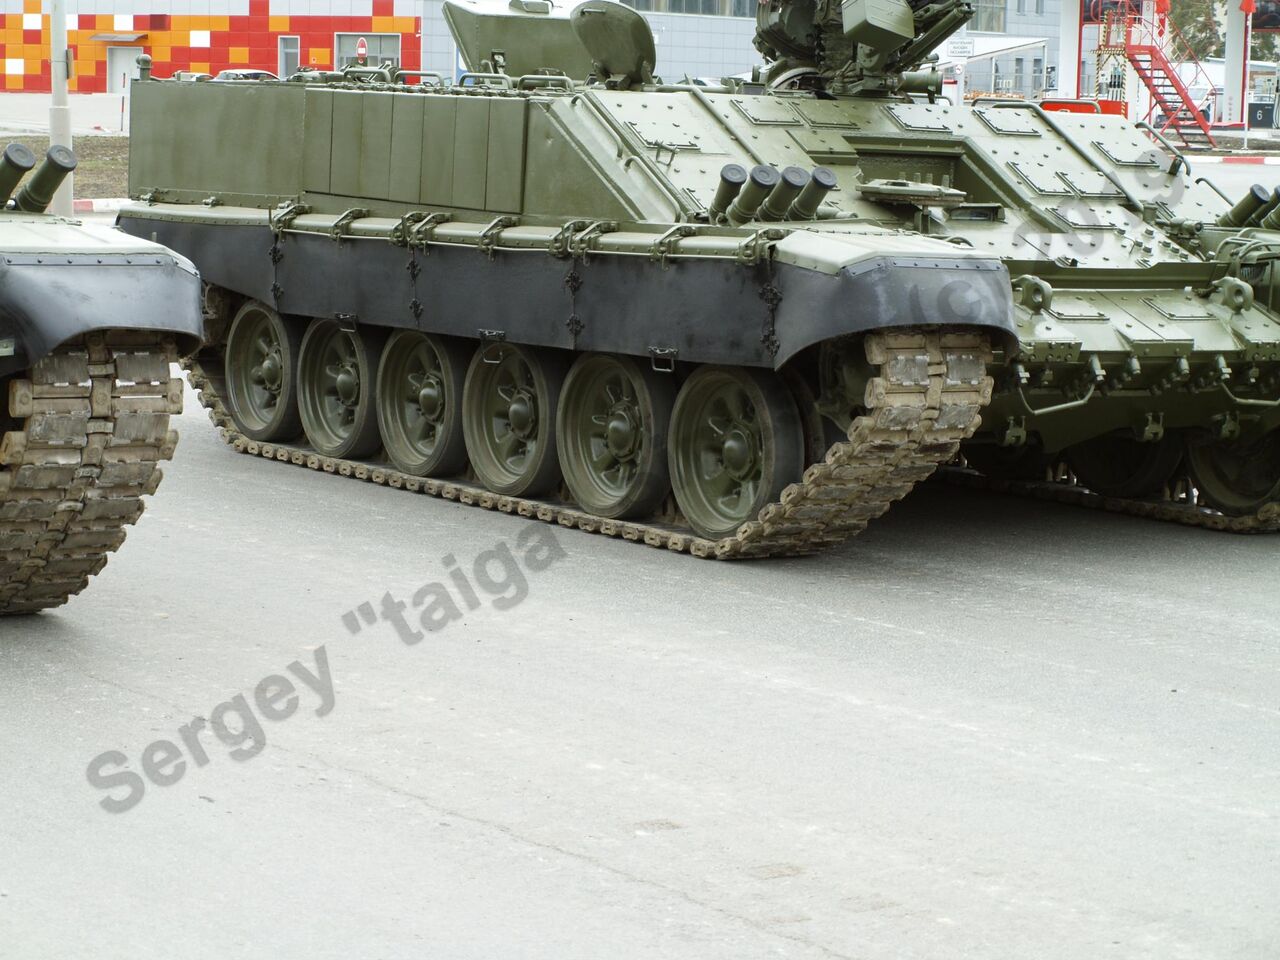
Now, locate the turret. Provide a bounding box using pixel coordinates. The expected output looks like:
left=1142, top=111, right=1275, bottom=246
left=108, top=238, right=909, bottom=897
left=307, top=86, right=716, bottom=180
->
left=754, top=0, right=972, bottom=95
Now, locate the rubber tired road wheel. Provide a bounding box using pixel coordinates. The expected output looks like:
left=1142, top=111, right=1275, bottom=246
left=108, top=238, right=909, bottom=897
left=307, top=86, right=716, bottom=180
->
left=224, top=301, right=303, bottom=441
left=297, top=320, right=384, bottom=459
left=668, top=365, right=803, bottom=541
left=1066, top=433, right=1182, bottom=498
left=1185, top=428, right=1280, bottom=515
left=556, top=353, right=675, bottom=519
left=376, top=331, right=470, bottom=477
left=462, top=343, right=568, bottom=497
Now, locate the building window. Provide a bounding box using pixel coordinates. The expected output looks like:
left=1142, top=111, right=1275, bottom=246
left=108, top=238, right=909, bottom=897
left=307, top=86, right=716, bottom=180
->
left=279, top=35, right=300, bottom=78
left=334, top=33, right=401, bottom=69
left=1032, top=56, right=1043, bottom=91
left=1016, top=0, right=1024, bottom=13
left=971, top=0, right=1006, bottom=32
left=1014, top=56, right=1024, bottom=93
left=1035, top=0, right=1044, bottom=12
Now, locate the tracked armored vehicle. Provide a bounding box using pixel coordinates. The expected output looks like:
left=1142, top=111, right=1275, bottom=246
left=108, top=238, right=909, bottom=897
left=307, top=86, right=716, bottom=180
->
left=1, top=143, right=201, bottom=613
left=119, top=0, right=1280, bottom=558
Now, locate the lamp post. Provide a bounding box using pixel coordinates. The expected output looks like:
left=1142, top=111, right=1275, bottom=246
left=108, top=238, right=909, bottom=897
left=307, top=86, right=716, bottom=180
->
left=1243, top=6, right=1254, bottom=150
left=48, top=0, right=72, bottom=216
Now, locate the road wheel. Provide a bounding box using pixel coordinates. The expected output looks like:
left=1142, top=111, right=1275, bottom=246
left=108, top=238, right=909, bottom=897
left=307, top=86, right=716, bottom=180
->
left=376, top=331, right=469, bottom=477
left=462, top=343, right=567, bottom=497
left=297, top=319, right=384, bottom=459
left=964, top=441, right=1049, bottom=482
left=224, top=301, right=302, bottom=441
left=1186, top=428, right=1280, bottom=515
left=556, top=353, right=675, bottom=519
left=1066, top=433, right=1182, bottom=498
left=668, top=365, right=803, bottom=540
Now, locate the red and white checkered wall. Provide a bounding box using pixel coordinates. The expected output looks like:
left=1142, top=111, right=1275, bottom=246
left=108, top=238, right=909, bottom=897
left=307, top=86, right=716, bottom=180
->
left=1, top=0, right=420, bottom=92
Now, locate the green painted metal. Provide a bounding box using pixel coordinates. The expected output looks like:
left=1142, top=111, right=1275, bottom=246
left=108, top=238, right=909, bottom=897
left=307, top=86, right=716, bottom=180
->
left=461, top=343, right=566, bottom=497
left=224, top=301, right=303, bottom=442
left=119, top=0, right=1280, bottom=522
left=297, top=320, right=383, bottom=459
left=0, top=139, right=203, bottom=614
left=556, top=353, right=674, bottom=519
left=375, top=330, right=471, bottom=477
left=1186, top=431, right=1280, bottom=515
left=668, top=366, right=803, bottom=539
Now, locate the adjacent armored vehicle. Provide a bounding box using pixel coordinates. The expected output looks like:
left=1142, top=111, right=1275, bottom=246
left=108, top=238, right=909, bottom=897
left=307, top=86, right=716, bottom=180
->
left=119, top=0, right=1280, bottom=557
left=2, top=143, right=202, bottom=613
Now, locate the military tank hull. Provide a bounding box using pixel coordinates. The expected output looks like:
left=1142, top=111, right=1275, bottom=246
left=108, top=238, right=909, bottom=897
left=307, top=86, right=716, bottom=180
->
left=116, top=0, right=1280, bottom=555
left=1, top=144, right=202, bottom=613
left=171, top=236, right=998, bottom=558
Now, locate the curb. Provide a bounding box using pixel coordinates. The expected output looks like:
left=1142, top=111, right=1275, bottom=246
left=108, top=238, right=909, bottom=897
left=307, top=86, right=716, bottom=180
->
left=72, top=197, right=128, bottom=213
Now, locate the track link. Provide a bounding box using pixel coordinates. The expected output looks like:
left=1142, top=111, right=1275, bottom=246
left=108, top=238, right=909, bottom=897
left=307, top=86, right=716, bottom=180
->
left=941, top=465, right=1280, bottom=533
left=1, top=333, right=182, bottom=615
left=186, top=330, right=993, bottom=559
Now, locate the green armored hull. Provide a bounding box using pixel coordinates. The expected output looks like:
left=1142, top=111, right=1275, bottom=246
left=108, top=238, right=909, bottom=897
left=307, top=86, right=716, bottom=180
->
left=0, top=143, right=202, bottom=613
left=118, top=0, right=1280, bottom=555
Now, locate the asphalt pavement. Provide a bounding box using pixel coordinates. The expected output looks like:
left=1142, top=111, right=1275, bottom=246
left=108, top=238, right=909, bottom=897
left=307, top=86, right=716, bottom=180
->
left=1200, top=163, right=1280, bottom=201
left=0, top=93, right=132, bottom=137
left=1, top=375, right=1277, bottom=960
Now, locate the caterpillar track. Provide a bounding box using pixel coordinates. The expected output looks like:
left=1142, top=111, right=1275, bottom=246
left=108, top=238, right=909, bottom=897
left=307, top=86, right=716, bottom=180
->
left=1, top=334, right=182, bottom=614
left=942, top=464, right=1280, bottom=534
left=185, top=329, right=993, bottom=559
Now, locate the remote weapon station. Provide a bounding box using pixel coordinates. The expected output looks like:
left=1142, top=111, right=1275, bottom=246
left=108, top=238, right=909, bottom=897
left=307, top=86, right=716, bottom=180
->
left=119, top=0, right=1280, bottom=557
left=1, top=144, right=201, bottom=613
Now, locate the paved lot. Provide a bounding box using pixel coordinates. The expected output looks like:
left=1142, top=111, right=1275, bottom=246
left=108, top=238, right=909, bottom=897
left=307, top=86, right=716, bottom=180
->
left=1202, top=164, right=1280, bottom=200
left=1, top=377, right=1277, bottom=959
left=0, top=93, right=132, bottom=137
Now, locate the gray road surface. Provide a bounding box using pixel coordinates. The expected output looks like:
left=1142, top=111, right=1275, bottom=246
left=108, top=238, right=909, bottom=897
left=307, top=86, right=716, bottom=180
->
left=1, top=378, right=1277, bottom=960
left=0, top=92, right=132, bottom=137
left=1200, top=163, right=1280, bottom=202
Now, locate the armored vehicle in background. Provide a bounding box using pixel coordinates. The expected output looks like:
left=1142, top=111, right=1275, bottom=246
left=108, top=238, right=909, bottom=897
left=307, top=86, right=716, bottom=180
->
left=1, top=144, right=202, bottom=613
left=119, top=0, right=1280, bottom=558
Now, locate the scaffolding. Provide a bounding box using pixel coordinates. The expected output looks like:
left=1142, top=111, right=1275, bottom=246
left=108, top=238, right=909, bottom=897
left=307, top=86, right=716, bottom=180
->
left=1094, top=0, right=1216, bottom=146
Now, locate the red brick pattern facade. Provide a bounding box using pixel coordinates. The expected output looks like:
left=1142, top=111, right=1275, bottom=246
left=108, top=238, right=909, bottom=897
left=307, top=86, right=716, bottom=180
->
left=1, top=0, right=420, bottom=92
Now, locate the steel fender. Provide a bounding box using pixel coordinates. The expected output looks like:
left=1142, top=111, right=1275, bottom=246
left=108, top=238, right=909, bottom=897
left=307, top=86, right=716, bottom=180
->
left=121, top=215, right=1015, bottom=371
left=0, top=254, right=203, bottom=374
left=772, top=257, right=1017, bottom=367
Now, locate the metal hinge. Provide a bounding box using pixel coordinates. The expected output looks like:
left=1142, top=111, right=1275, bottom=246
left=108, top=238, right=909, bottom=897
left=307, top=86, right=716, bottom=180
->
left=650, top=224, right=697, bottom=266
left=478, top=329, right=507, bottom=364
left=269, top=200, right=310, bottom=236
left=550, top=219, right=595, bottom=259
left=648, top=346, right=678, bottom=373
left=390, top=211, right=428, bottom=246
left=736, top=227, right=785, bottom=265
left=395, top=211, right=452, bottom=249
left=478, top=216, right=519, bottom=258
left=567, top=220, right=619, bottom=260
left=330, top=207, right=370, bottom=241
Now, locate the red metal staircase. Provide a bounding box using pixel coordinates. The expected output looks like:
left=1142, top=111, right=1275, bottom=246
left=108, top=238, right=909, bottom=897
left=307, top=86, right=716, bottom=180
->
left=1095, top=0, right=1216, bottom=147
